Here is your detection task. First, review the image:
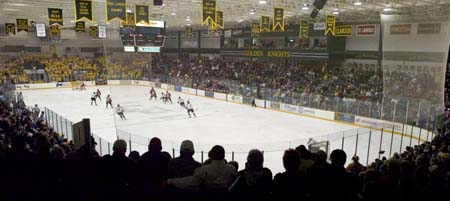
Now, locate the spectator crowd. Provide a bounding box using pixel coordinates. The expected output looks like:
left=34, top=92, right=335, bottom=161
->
left=0, top=95, right=449, bottom=201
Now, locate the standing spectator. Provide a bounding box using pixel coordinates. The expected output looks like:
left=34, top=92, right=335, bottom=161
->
left=229, top=149, right=272, bottom=201
left=346, top=155, right=366, bottom=175
left=138, top=137, right=172, bottom=200
left=272, top=149, right=308, bottom=201
left=168, top=140, right=201, bottom=179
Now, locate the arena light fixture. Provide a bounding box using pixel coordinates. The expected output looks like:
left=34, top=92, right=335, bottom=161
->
left=354, top=0, right=362, bottom=6
left=302, top=4, right=309, bottom=10
left=171, top=12, right=176, bottom=16
left=126, top=9, right=132, bottom=13
left=258, top=0, right=267, bottom=5
left=332, top=11, right=339, bottom=15
left=249, top=9, right=255, bottom=15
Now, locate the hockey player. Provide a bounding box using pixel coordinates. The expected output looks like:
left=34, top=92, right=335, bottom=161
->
left=149, top=87, right=157, bottom=101
left=251, top=99, right=257, bottom=107
left=80, top=82, right=86, bottom=90
left=160, top=92, right=167, bottom=103
left=91, top=92, right=97, bottom=106
left=165, top=91, right=172, bottom=104
left=96, top=89, right=102, bottom=101
left=186, top=101, right=196, bottom=118
left=177, top=97, right=185, bottom=108
left=116, top=104, right=126, bottom=120
left=106, top=94, right=113, bottom=108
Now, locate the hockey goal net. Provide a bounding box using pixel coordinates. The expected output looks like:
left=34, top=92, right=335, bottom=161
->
left=70, top=81, right=86, bottom=90
left=308, top=140, right=330, bottom=155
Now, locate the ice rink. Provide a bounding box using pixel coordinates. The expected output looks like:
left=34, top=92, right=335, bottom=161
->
left=21, top=85, right=420, bottom=173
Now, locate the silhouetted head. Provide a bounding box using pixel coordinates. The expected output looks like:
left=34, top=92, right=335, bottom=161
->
left=330, top=149, right=347, bottom=167
left=209, top=145, right=225, bottom=160
left=283, top=149, right=301, bottom=172
left=247, top=149, right=264, bottom=170
left=113, top=139, right=127, bottom=156
left=148, top=137, right=162, bottom=152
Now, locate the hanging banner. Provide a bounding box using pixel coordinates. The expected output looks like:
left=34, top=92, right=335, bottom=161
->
left=75, top=21, right=86, bottom=32
left=127, top=12, right=135, bottom=25
left=201, top=0, right=216, bottom=26
left=215, top=11, right=224, bottom=29
left=5, top=23, right=16, bottom=35
left=300, top=20, right=308, bottom=38
left=90, top=26, right=98, bottom=38
left=314, top=23, right=325, bottom=30
left=75, top=0, right=93, bottom=21
left=185, top=26, right=193, bottom=39
left=335, top=25, right=352, bottom=36
left=273, top=8, right=284, bottom=32
left=325, top=15, right=335, bottom=36
left=49, top=25, right=61, bottom=40
left=106, top=0, right=126, bottom=22
left=251, top=23, right=260, bottom=36
left=48, top=8, right=63, bottom=26
left=98, top=25, right=106, bottom=38
left=135, top=5, right=149, bottom=25
left=260, top=16, right=270, bottom=32
left=16, top=19, right=28, bottom=32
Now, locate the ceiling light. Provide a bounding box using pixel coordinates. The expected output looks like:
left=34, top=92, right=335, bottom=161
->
left=186, top=23, right=191, bottom=26
left=70, top=20, right=75, bottom=23
left=302, top=4, right=309, bottom=10
left=332, top=11, right=339, bottom=15
left=354, top=1, right=362, bottom=6
left=171, top=12, right=176, bottom=16
left=185, top=18, right=191, bottom=21
left=126, top=9, right=132, bottom=13
left=249, top=11, right=255, bottom=15
left=9, top=3, right=29, bottom=7
left=3, top=8, right=18, bottom=11
left=238, top=19, right=244, bottom=23
left=258, top=0, right=267, bottom=5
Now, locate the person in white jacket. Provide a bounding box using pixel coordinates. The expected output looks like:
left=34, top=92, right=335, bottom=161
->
left=167, top=145, right=237, bottom=192
left=116, top=104, right=126, bottom=120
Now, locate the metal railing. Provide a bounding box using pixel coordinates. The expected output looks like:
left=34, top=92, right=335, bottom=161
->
left=43, top=107, right=74, bottom=141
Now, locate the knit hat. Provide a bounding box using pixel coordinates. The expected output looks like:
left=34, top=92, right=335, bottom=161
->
left=180, top=140, right=194, bottom=153
left=149, top=137, right=162, bottom=152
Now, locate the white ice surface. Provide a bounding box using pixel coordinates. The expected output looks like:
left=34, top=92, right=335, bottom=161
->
left=21, top=85, right=419, bottom=174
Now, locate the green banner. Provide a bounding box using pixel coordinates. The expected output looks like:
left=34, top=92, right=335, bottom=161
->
left=75, top=21, right=86, bottom=32
left=185, top=26, right=192, bottom=39
left=16, top=19, right=28, bottom=32
left=135, top=5, right=149, bottom=25
left=106, top=0, right=126, bottom=21
left=260, top=16, right=270, bottom=32
left=90, top=26, right=98, bottom=38
left=75, top=0, right=93, bottom=21
left=48, top=8, right=63, bottom=26
left=202, top=0, right=216, bottom=26
left=251, top=23, right=259, bottom=36
left=215, top=11, right=224, bottom=29
left=335, top=25, right=352, bottom=36
left=273, top=8, right=284, bottom=32
left=300, top=21, right=308, bottom=38
left=325, top=15, right=335, bottom=36
left=5, top=23, right=16, bottom=35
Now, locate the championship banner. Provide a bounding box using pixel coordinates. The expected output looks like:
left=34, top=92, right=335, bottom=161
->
left=272, top=8, right=284, bottom=32
left=49, top=25, right=60, bottom=38
left=201, top=0, right=216, bottom=26
left=48, top=8, right=63, bottom=26
left=16, top=19, right=28, bottom=32
left=5, top=23, right=16, bottom=35
left=214, top=11, right=224, bottom=29
left=106, top=0, right=126, bottom=22
left=135, top=5, right=149, bottom=25
left=127, top=12, right=135, bottom=25
left=325, top=15, right=335, bottom=36
left=75, top=0, right=93, bottom=21
left=75, top=21, right=86, bottom=32
left=335, top=25, right=352, bottom=36
left=260, top=16, right=270, bottom=32
left=90, top=26, right=98, bottom=38
left=300, top=20, right=308, bottom=38
left=185, top=26, right=193, bottom=39
left=251, top=23, right=260, bottom=36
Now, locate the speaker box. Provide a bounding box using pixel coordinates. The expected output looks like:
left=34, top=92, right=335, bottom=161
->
left=154, top=0, right=163, bottom=6
left=310, top=8, right=319, bottom=19
left=313, top=0, right=327, bottom=10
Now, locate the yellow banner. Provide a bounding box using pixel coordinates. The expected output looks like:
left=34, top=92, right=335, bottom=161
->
left=335, top=25, right=352, bottom=36
left=75, top=21, right=86, bottom=32
left=135, top=5, right=149, bottom=25
left=185, top=26, right=193, bottom=39
left=48, top=8, right=63, bottom=26
left=260, top=16, right=270, bottom=32
left=49, top=25, right=60, bottom=37
left=325, top=15, right=335, bottom=36
left=273, top=8, right=284, bottom=32
left=251, top=23, right=259, bottom=36
left=75, top=0, right=93, bottom=21
left=90, top=26, right=98, bottom=38
left=214, top=11, right=224, bottom=29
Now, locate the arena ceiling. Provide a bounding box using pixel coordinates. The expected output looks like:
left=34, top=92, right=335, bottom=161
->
left=0, top=0, right=449, bottom=30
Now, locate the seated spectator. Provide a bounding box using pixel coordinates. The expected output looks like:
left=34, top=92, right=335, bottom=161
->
left=296, top=145, right=314, bottom=173
left=272, top=149, right=308, bottom=201
left=228, top=161, right=239, bottom=171
left=168, top=140, right=201, bottom=179
left=228, top=149, right=272, bottom=201
left=346, top=155, right=366, bottom=175
left=328, top=149, right=359, bottom=201
left=167, top=145, right=237, bottom=197
left=128, top=150, right=140, bottom=164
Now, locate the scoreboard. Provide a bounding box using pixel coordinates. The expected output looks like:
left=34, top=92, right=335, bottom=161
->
left=120, top=20, right=166, bottom=52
